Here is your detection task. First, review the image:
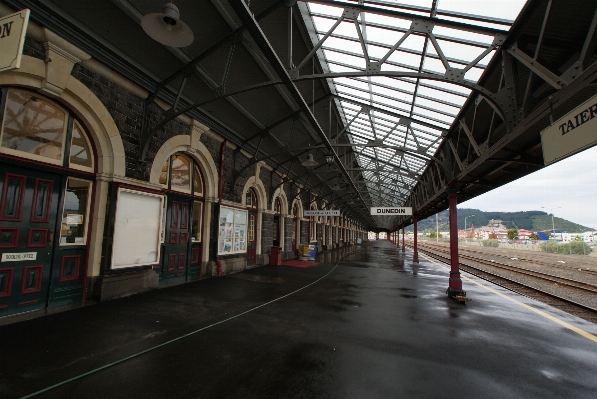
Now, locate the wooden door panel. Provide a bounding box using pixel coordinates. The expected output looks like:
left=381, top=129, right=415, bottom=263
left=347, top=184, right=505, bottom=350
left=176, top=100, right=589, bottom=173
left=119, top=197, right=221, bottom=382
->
left=161, top=196, right=191, bottom=282
left=0, top=167, right=61, bottom=316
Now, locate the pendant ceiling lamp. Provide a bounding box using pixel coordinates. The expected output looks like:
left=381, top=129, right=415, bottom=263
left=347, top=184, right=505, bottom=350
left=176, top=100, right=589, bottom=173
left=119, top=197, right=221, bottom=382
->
left=141, top=3, right=194, bottom=47
left=301, top=153, right=319, bottom=167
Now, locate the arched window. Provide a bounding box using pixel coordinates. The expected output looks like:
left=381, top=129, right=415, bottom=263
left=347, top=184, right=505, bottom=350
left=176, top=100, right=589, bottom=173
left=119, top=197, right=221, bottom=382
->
left=1, top=88, right=94, bottom=171
left=246, top=188, right=257, bottom=209
left=159, top=152, right=204, bottom=196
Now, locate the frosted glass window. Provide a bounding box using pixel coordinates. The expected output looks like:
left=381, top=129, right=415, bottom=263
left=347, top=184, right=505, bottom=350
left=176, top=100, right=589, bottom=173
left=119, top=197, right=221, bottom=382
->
left=170, top=154, right=191, bottom=192
left=69, top=120, right=93, bottom=170
left=1, top=90, right=66, bottom=164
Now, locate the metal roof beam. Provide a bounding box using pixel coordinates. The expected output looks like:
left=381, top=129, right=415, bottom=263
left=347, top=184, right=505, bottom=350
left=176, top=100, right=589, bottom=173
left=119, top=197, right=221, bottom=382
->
left=303, top=0, right=510, bottom=35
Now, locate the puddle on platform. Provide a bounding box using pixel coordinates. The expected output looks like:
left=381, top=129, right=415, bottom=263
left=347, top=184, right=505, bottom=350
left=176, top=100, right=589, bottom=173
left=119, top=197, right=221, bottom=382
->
left=229, top=274, right=285, bottom=284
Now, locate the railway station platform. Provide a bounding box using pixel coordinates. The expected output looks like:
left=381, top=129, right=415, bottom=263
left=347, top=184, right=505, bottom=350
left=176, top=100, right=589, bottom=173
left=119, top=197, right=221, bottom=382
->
left=1, top=240, right=596, bottom=399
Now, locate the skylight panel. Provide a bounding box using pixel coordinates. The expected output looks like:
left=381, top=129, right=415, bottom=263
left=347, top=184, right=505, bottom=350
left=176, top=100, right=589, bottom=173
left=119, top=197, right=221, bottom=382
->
left=327, top=62, right=360, bottom=74
left=431, top=26, right=494, bottom=47
left=438, top=0, right=526, bottom=22
left=385, top=51, right=423, bottom=70
left=416, top=85, right=466, bottom=107
left=412, top=106, right=454, bottom=125
left=308, top=3, right=343, bottom=16
left=464, top=67, right=484, bottom=82
left=364, top=26, right=406, bottom=47
left=421, top=57, right=447, bottom=75
left=415, top=97, right=459, bottom=116
left=325, top=51, right=365, bottom=70
left=361, top=13, right=414, bottom=29
left=311, top=15, right=338, bottom=32
left=334, top=20, right=361, bottom=37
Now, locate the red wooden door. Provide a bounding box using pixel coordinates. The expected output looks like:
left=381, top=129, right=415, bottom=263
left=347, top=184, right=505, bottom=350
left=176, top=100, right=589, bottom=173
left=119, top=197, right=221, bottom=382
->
left=0, top=166, right=60, bottom=316
left=246, top=211, right=257, bottom=265
left=161, top=195, right=191, bottom=283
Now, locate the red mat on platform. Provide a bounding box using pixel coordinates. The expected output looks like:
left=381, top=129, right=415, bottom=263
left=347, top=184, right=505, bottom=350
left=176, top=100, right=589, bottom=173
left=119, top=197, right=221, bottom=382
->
left=281, top=260, right=319, bottom=268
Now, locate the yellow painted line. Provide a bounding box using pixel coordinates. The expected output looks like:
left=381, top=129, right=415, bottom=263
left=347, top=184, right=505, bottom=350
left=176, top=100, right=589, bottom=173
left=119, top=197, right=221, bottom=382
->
left=419, top=252, right=597, bottom=344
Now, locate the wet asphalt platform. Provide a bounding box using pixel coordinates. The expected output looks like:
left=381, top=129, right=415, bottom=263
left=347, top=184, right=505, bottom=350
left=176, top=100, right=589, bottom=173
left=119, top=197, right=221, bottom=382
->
left=1, top=240, right=597, bottom=398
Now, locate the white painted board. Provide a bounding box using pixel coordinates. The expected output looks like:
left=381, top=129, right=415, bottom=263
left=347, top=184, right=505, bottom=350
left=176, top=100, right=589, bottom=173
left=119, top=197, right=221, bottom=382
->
left=111, top=189, right=164, bottom=269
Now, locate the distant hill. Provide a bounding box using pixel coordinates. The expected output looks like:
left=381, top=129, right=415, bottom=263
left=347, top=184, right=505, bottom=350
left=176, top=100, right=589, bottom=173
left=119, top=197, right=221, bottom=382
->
left=406, top=209, right=594, bottom=233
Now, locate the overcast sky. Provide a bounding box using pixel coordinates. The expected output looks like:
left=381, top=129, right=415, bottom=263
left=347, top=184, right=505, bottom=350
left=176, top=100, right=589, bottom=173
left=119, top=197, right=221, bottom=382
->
left=461, top=145, right=597, bottom=229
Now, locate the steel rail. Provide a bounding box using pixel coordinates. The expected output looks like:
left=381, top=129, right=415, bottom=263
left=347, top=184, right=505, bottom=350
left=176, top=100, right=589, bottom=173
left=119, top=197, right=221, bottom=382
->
left=410, top=244, right=597, bottom=315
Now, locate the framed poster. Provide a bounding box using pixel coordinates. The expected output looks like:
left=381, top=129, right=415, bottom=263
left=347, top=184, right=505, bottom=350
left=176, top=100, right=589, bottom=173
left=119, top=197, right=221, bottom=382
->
left=217, top=206, right=248, bottom=255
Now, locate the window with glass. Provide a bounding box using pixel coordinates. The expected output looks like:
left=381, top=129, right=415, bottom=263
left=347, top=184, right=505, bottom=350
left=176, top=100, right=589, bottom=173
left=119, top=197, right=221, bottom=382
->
left=248, top=215, right=255, bottom=242
left=159, top=152, right=203, bottom=195
left=218, top=206, right=248, bottom=255
left=60, top=178, right=92, bottom=245
left=1, top=89, right=94, bottom=171
left=192, top=201, right=202, bottom=242
left=246, top=188, right=257, bottom=209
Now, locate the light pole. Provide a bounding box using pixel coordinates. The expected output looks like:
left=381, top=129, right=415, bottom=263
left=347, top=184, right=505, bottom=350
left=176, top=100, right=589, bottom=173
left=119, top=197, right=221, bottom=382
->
left=464, top=215, right=475, bottom=233
left=464, top=215, right=475, bottom=243
left=542, top=206, right=562, bottom=240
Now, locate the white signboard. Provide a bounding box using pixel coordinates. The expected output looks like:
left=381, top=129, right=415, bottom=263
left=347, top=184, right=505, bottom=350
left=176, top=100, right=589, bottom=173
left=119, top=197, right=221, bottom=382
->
left=111, top=189, right=164, bottom=269
left=541, top=93, right=597, bottom=165
left=1, top=252, right=37, bottom=262
left=0, top=9, right=30, bottom=72
left=304, top=210, right=340, bottom=217
left=370, top=207, right=413, bottom=216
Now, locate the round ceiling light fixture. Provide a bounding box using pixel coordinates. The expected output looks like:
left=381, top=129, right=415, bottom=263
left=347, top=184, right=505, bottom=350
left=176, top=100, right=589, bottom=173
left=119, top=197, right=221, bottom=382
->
left=141, top=3, right=194, bottom=47
left=301, top=153, right=319, bottom=167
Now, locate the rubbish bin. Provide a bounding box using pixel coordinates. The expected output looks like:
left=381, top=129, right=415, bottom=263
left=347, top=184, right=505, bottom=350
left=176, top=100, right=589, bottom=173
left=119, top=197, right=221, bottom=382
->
left=270, top=246, right=282, bottom=265
left=307, top=242, right=317, bottom=261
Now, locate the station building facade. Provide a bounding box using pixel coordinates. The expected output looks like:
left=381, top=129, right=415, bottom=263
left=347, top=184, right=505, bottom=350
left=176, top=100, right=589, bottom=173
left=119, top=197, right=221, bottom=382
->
left=0, top=18, right=366, bottom=317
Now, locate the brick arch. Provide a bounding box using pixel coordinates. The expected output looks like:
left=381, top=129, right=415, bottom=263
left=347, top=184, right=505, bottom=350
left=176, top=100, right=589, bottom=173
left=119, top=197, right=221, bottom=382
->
left=0, top=56, right=126, bottom=177
left=271, top=186, right=289, bottom=215
left=149, top=135, right=218, bottom=200
left=241, top=176, right=267, bottom=211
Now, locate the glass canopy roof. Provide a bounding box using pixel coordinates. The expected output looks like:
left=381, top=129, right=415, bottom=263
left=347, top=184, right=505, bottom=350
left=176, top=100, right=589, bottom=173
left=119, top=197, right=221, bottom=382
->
left=301, top=0, right=526, bottom=213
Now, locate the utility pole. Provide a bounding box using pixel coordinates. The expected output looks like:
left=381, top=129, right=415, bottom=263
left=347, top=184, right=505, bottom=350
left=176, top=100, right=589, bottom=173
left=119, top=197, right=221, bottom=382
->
left=436, top=213, right=439, bottom=242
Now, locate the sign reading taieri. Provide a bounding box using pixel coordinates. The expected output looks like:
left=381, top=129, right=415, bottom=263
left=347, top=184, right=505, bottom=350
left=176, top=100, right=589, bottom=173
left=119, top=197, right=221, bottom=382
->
left=370, top=207, right=412, bottom=216
left=0, top=9, right=30, bottom=72
left=541, top=93, right=597, bottom=165
left=304, top=210, right=340, bottom=217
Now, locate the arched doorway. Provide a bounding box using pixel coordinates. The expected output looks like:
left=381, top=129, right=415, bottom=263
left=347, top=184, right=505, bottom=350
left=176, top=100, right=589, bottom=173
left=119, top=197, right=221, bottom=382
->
left=158, top=152, right=205, bottom=283
left=246, top=188, right=258, bottom=266
left=0, top=88, right=96, bottom=315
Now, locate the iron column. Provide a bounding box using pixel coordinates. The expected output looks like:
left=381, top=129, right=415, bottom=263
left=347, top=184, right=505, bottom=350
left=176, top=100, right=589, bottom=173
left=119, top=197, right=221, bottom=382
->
left=402, top=223, right=405, bottom=252
left=447, top=183, right=463, bottom=297
left=413, top=214, right=419, bottom=263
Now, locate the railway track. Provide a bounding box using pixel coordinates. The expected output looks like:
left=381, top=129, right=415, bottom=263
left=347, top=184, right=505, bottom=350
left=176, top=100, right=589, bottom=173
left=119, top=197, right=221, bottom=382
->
left=406, top=241, right=597, bottom=324
left=420, top=241, right=597, bottom=277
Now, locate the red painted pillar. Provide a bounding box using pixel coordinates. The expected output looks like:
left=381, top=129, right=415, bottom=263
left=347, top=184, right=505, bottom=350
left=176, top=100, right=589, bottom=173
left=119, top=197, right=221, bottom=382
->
left=448, top=183, right=464, bottom=297
left=401, top=223, right=405, bottom=252
left=413, top=214, right=419, bottom=263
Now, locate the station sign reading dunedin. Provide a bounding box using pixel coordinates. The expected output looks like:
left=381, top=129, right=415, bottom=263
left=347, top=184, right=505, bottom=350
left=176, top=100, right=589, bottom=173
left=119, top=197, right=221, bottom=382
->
left=541, top=93, right=597, bottom=165
left=370, top=207, right=413, bottom=216
left=0, top=9, right=30, bottom=72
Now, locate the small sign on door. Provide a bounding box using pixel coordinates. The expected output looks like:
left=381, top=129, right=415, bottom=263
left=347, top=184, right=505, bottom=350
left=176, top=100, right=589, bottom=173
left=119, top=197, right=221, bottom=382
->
left=1, top=252, right=37, bottom=262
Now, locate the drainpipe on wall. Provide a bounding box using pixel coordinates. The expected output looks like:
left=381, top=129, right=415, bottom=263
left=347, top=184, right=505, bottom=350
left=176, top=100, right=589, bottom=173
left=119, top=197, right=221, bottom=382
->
left=215, top=139, right=227, bottom=277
